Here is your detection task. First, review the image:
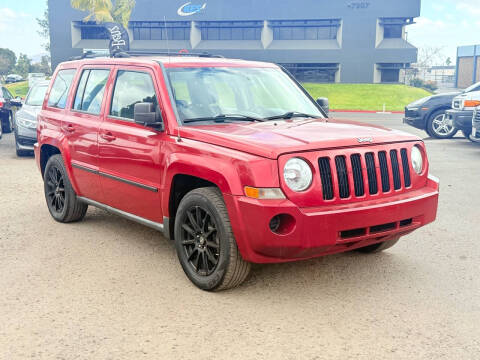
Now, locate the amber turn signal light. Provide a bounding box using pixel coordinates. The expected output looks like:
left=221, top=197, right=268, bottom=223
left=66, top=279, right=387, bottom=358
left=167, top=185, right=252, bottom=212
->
left=244, top=187, right=286, bottom=200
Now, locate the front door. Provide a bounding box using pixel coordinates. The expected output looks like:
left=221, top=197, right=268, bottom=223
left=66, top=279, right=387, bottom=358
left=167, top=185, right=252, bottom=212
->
left=98, top=66, right=166, bottom=223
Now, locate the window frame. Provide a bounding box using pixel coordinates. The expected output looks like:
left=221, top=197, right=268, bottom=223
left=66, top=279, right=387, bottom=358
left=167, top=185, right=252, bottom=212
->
left=71, top=67, right=112, bottom=116
left=46, top=68, right=77, bottom=110
left=107, top=67, right=161, bottom=123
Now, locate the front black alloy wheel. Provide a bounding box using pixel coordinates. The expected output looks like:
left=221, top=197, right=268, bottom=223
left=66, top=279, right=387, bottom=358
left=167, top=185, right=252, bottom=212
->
left=181, top=205, right=220, bottom=276
left=174, top=187, right=251, bottom=291
left=43, top=154, right=88, bottom=223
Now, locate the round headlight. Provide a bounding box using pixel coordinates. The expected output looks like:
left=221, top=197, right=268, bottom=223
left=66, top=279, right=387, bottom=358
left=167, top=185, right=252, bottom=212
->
left=411, top=146, right=423, bottom=174
left=283, top=158, right=313, bottom=192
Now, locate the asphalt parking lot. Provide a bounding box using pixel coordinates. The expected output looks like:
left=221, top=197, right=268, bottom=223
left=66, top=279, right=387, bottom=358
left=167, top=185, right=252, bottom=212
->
left=0, top=113, right=479, bottom=359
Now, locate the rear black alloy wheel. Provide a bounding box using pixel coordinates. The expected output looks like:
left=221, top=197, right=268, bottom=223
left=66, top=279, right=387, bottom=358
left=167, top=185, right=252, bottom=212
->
left=181, top=205, right=220, bottom=276
left=43, top=155, right=88, bottom=223
left=46, top=165, right=66, bottom=214
left=174, top=187, right=251, bottom=291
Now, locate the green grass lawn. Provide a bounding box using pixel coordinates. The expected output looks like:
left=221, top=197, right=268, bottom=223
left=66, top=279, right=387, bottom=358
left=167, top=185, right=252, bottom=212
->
left=5, top=81, right=29, bottom=98
left=302, top=83, right=432, bottom=112
left=4, top=81, right=431, bottom=112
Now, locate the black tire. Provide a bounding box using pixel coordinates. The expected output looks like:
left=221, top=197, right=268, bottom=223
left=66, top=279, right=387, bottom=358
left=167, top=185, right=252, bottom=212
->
left=174, top=187, right=251, bottom=291
left=461, top=128, right=480, bottom=142
left=355, top=236, right=400, bottom=254
left=43, top=154, right=88, bottom=223
left=426, top=110, right=457, bottom=139
left=1, top=111, right=14, bottom=134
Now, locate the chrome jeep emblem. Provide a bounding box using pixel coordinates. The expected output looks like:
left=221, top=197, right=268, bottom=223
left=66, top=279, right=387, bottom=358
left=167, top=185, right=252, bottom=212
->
left=357, top=137, right=373, bottom=143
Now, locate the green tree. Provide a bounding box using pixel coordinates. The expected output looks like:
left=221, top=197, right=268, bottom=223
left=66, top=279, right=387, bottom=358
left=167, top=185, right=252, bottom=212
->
left=446, top=57, right=452, bottom=67
left=31, top=55, right=52, bottom=75
left=0, top=48, right=17, bottom=78
left=36, top=0, right=50, bottom=52
left=14, top=54, right=32, bottom=78
left=70, top=0, right=135, bottom=28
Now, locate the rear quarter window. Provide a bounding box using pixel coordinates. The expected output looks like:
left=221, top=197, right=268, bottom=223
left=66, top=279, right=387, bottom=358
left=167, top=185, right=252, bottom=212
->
left=47, top=69, right=77, bottom=109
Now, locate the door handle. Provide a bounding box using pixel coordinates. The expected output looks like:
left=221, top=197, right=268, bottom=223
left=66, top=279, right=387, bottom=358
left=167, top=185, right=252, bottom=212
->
left=100, top=132, right=116, bottom=142
left=63, top=124, right=75, bottom=133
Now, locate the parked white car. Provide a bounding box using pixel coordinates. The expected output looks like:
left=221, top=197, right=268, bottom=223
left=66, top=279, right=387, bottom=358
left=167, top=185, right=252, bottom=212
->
left=28, top=73, right=46, bottom=87
left=445, top=82, right=480, bottom=138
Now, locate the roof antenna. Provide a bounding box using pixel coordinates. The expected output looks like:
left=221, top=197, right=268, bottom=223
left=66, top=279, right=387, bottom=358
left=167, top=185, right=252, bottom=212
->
left=164, top=15, right=171, bottom=62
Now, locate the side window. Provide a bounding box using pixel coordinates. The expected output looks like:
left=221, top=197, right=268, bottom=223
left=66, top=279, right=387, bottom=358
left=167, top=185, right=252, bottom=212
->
left=47, top=69, right=76, bottom=109
left=73, top=69, right=110, bottom=115
left=110, top=70, right=157, bottom=120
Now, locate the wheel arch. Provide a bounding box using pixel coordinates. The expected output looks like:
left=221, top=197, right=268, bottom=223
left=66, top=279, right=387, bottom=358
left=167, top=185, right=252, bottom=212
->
left=163, top=155, right=243, bottom=240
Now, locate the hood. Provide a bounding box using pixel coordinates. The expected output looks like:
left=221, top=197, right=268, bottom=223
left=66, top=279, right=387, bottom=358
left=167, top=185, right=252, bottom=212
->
left=429, top=91, right=461, bottom=99
left=16, top=104, right=41, bottom=122
left=178, top=118, right=420, bottom=159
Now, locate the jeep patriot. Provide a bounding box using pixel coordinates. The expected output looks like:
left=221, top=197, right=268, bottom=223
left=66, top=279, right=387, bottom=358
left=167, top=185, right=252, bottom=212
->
left=35, top=55, right=439, bottom=291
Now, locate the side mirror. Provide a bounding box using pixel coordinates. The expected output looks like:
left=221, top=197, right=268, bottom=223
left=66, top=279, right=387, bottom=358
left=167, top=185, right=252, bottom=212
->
left=134, top=102, right=163, bottom=130
left=11, top=97, right=23, bottom=107
left=316, top=97, right=329, bottom=116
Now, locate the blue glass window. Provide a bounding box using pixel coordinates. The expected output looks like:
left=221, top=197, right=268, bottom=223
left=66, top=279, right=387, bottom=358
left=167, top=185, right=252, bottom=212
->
left=130, top=21, right=191, bottom=41
left=198, top=21, right=263, bottom=41
left=271, top=20, right=340, bottom=40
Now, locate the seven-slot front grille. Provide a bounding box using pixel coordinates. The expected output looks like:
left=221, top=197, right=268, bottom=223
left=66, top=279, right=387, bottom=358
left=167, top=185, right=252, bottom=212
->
left=318, top=147, right=412, bottom=200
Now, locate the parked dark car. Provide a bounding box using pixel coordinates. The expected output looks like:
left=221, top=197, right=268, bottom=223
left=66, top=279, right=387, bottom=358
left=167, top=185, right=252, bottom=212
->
left=5, top=74, right=23, bottom=84
left=14, top=81, right=49, bottom=156
left=404, top=82, right=480, bottom=139
left=0, top=86, right=22, bottom=138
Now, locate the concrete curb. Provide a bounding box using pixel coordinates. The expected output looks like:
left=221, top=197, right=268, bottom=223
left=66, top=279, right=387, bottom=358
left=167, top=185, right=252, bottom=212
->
left=330, top=109, right=404, bottom=114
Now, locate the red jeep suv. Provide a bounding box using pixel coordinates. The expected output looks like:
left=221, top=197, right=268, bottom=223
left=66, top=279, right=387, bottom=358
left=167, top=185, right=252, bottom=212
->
left=35, top=55, right=439, bottom=291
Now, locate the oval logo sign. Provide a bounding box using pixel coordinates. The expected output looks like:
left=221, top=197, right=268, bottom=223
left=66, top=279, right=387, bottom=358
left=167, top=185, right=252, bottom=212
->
left=178, top=2, right=207, bottom=16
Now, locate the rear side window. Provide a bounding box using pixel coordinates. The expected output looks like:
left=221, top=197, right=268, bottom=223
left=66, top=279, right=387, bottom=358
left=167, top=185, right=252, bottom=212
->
left=110, top=70, right=157, bottom=120
left=47, top=69, right=76, bottom=109
left=73, top=69, right=110, bottom=115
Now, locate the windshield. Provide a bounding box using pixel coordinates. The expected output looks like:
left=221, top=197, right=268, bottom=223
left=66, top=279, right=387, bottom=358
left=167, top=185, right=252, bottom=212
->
left=166, top=67, right=323, bottom=124
left=464, top=82, right=480, bottom=93
left=26, top=85, right=48, bottom=106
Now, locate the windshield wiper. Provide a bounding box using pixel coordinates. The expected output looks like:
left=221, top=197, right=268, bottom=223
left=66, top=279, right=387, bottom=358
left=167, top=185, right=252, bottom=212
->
left=183, top=114, right=265, bottom=124
left=265, top=111, right=319, bottom=121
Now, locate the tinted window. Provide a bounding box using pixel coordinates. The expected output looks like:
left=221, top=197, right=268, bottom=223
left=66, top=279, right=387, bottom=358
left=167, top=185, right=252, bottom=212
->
left=47, top=69, right=76, bottom=109
left=73, top=69, right=110, bottom=114
left=110, top=71, right=157, bottom=120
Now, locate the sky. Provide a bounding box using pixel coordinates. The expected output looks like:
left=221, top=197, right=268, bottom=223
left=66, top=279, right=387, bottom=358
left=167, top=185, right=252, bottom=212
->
left=0, top=0, right=479, bottom=63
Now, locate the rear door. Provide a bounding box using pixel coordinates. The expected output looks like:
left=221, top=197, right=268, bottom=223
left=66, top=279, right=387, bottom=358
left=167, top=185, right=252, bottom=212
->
left=64, top=66, right=112, bottom=201
left=98, top=66, right=166, bottom=223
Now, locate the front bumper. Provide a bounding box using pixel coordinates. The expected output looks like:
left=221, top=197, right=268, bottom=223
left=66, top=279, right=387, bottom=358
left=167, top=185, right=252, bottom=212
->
left=403, top=108, right=426, bottom=130
left=445, top=109, right=473, bottom=130
left=15, top=126, right=37, bottom=150
left=226, top=176, right=439, bottom=263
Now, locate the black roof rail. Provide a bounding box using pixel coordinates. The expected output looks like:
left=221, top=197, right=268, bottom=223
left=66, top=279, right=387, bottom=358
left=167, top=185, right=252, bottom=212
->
left=68, top=50, right=109, bottom=61
left=113, top=50, right=224, bottom=58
